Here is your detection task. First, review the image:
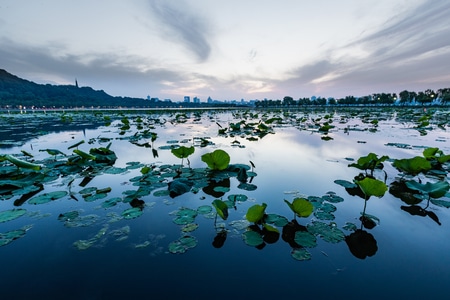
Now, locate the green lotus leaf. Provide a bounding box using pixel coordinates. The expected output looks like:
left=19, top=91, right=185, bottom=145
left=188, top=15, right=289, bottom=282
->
left=228, top=194, right=248, bottom=203
left=334, top=179, right=358, bottom=189
left=355, top=177, right=387, bottom=199
left=0, top=225, right=32, bottom=247
left=212, top=199, right=229, bottom=220
left=101, top=197, right=122, bottom=208
left=242, top=230, right=264, bottom=247
left=201, top=149, right=230, bottom=171
left=57, top=211, right=79, bottom=222
left=197, top=205, right=212, bottom=215
left=4, top=154, right=41, bottom=170
left=263, top=223, right=279, bottom=233
left=0, top=208, right=27, bottom=223
left=29, top=191, right=68, bottom=205
left=392, top=156, right=432, bottom=176
left=284, top=198, right=313, bottom=218
left=246, top=203, right=267, bottom=223
left=294, top=231, right=317, bottom=248
left=122, top=207, right=143, bottom=220
left=264, top=214, right=289, bottom=227
left=430, top=199, right=450, bottom=208
left=173, top=207, right=198, bottom=225
left=291, top=248, right=312, bottom=261
left=168, top=236, right=197, bottom=254
left=405, top=180, right=450, bottom=199
left=171, top=146, right=194, bottom=159
left=237, top=183, right=257, bottom=191
left=307, top=221, right=345, bottom=243
left=181, top=223, right=199, bottom=233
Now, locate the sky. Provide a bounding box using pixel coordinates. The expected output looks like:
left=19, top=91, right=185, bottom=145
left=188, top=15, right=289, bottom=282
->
left=1, top=0, right=450, bottom=102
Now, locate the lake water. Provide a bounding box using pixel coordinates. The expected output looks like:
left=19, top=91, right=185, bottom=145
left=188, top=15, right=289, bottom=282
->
left=1, top=107, right=449, bottom=299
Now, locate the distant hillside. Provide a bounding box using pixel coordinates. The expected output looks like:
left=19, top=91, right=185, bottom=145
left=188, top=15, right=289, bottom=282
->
left=0, top=69, right=211, bottom=109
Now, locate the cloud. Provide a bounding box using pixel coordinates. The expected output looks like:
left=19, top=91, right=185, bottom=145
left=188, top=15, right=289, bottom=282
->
left=0, top=38, right=187, bottom=98
left=282, top=0, right=450, bottom=97
left=148, top=0, right=212, bottom=62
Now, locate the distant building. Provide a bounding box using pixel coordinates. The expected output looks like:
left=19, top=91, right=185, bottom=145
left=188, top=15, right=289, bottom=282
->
left=207, top=96, right=213, bottom=104
left=193, top=97, right=200, bottom=103
left=184, top=96, right=190, bottom=103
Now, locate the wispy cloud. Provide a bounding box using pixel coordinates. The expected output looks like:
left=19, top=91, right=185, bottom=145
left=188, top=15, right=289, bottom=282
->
left=148, top=0, right=211, bottom=62
left=285, top=0, right=450, bottom=97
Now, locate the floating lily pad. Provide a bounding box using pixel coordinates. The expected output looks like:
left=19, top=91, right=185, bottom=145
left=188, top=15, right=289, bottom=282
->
left=237, top=183, right=257, bottom=191
left=307, top=221, right=345, bottom=243
left=0, top=225, right=32, bottom=247
left=101, top=197, right=122, bottom=208
left=57, top=211, right=79, bottom=222
left=181, top=223, right=199, bottom=232
left=264, top=214, right=289, bottom=227
left=109, top=226, right=130, bottom=241
left=0, top=208, right=27, bottom=223
left=64, top=214, right=99, bottom=228
left=122, top=207, right=143, bottom=220
left=291, top=248, right=312, bottom=261
left=28, top=191, right=68, bottom=205
left=294, top=231, right=317, bottom=248
left=173, top=207, right=198, bottom=225
left=197, top=205, right=212, bottom=215
left=168, top=235, right=197, bottom=254
left=322, top=194, right=344, bottom=203
left=243, top=230, right=264, bottom=247
left=314, top=210, right=335, bottom=220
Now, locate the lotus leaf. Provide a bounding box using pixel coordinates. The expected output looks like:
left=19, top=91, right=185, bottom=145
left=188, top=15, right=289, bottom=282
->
left=173, top=208, right=198, bottom=225
left=0, top=225, right=32, bottom=247
left=212, top=199, right=229, bottom=220
left=201, top=149, right=230, bottom=171
left=322, top=194, right=344, bottom=203
left=334, top=179, right=358, bottom=189
left=392, top=156, right=432, bottom=176
left=314, top=211, right=335, bottom=221
left=430, top=199, right=450, bottom=208
left=122, top=207, right=143, bottom=220
left=0, top=208, right=27, bottom=223
left=168, top=235, right=197, bottom=254
left=237, top=183, right=257, bottom=191
left=291, top=248, right=312, bottom=261
left=228, top=194, right=248, bottom=202
left=171, top=146, right=194, bottom=159
left=197, top=205, right=213, bottom=215
left=57, top=211, right=79, bottom=222
left=246, top=203, right=267, bottom=223
left=64, top=214, right=99, bottom=228
left=405, top=180, right=450, bottom=199
left=101, top=197, right=122, bottom=208
left=284, top=198, right=313, bottom=218
left=29, top=191, right=68, bottom=205
left=307, top=221, right=345, bottom=243
left=355, top=177, right=387, bottom=199
left=242, top=230, right=264, bottom=247
left=294, top=231, right=317, bottom=248
left=181, top=223, right=199, bottom=232
left=264, top=214, right=289, bottom=227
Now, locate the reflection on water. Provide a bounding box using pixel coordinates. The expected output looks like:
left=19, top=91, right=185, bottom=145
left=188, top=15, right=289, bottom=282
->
left=1, top=108, right=449, bottom=299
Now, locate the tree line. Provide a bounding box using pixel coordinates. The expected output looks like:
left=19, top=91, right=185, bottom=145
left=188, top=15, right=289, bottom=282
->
left=255, top=88, right=450, bottom=108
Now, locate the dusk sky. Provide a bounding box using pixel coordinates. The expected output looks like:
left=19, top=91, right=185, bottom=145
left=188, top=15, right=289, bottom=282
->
left=1, top=0, right=450, bottom=101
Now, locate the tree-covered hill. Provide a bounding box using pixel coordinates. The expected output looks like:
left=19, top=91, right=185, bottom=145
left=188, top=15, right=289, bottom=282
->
left=0, top=69, right=172, bottom=109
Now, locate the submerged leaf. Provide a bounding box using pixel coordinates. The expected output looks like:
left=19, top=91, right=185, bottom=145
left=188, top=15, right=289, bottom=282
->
left=0, top=208, right=27, bottom=223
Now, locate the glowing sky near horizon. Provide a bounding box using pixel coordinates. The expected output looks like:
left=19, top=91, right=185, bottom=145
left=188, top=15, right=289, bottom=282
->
left=1, top=0, right=450, bottom=101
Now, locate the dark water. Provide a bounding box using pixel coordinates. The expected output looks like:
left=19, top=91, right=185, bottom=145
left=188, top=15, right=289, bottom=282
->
left=1, top=108, right=449, bottom=299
